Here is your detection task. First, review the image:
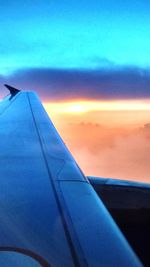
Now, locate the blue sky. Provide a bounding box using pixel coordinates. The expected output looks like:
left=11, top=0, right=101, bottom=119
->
left=1, top=0, right=150, bottom=75
left=0, top=0, right=150, bottom=100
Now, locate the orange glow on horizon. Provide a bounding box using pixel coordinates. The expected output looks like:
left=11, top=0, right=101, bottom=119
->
left=43, top=98, right=150, bottom=183
left=43, top=99, right=150, bottom=115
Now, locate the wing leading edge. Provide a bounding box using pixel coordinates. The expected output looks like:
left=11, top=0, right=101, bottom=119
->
left=0, top=89, right=142, bottom=266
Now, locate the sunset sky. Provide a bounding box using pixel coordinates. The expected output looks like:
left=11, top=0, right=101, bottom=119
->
left=0, top=0, right=150, bottom=182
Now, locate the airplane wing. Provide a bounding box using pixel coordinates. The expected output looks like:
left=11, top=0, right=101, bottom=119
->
left=0, top=88, right=142, bottom=266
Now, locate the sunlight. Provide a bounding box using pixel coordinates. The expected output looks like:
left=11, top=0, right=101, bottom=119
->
left=43, top=99, right=150, bottom=115
left=65, top=103, right=87, bottom=113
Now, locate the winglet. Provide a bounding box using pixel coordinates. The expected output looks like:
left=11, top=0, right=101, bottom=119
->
left=4, top=84, right=20, bottom=97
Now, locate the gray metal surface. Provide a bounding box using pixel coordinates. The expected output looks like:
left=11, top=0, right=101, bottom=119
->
left=0, top=91, right=142, bottom=266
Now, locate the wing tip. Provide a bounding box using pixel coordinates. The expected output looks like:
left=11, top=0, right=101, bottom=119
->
left=4, top=84, right=20, bottom=97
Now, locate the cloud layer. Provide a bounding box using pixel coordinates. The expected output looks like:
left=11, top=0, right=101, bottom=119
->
left=53, top=114, right=150, bottom=183
left=1, top=66, right=150, bottom=100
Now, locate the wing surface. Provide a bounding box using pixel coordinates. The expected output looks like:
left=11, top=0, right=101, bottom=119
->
left=0, top=91, right=142, bottom=266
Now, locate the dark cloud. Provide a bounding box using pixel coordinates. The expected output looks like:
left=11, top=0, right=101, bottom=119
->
left=3, top=66, right=150, bottom=100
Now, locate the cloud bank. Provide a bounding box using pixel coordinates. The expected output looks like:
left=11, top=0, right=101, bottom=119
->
left=58, top=120, right=150, bottom=183
left=1, top=66, right=150, bottom=100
